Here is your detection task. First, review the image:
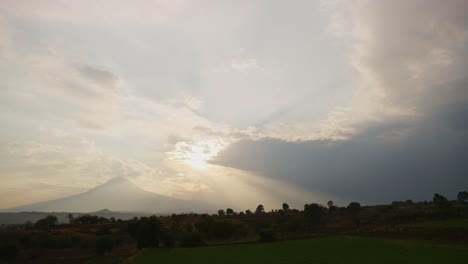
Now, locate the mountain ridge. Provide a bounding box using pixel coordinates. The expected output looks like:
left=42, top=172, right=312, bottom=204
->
left=3, top=177, right=214, bottom=214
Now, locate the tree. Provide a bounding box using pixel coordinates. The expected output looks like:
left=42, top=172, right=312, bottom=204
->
left=74, top=215, right=99, bottom=224
left=34, top=215, right=58, bottom=230
left=457, top=191, right=468, bottom=203
left=255, top=204, right=265, bottom=214
left=347, top=202, right=361, bottom=212
left=327, top=200, right=337, bottom=211
left=67, top=213, right=74, bottom=224
left=282, top=203, right=290, bottom=212
left=304, top=203, right=326, bottom=225
left=258, top=228, right=276, bottom=242
left=433, top=193, right=450, bottom=207
left=245, top=209, right=253, bottom=215
left=226, top=208, right=234, bottom=216
left=98, top=217, right=110, bottom=223
left=134, top=217, right=165, bottom=249
left=24, top=220, right=33, bottom=228
left=218, top=209, right=225, bottom=216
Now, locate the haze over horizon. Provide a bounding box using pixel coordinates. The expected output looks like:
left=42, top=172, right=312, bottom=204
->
left=1, top=0, right=467, bottom=211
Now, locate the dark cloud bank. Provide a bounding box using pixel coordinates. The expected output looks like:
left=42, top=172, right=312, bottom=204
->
left=213, top=86, right=468, bottom=204
left=213, top=0, right=468, bottom=205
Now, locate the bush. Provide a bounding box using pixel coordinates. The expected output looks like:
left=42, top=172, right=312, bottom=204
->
left=34, top=215, right=58, bottom=230
left=38, top=233, right=59, bottom=249
left=80, top=238, right=94, bottom=249
left=71, top=236, right=81, bottom=246
left=136, top=220, right=162, bottom=249
left=19, top=235, right=32, bottom=248
left=180, top=232, right=205, bottom=247
left=161, top=233, right=176, bottom=248
left=195, top=217, right=214, bottom=235
left=304, top=203, right=327, bottom=225
left=347, top=202, right=362, bottom=212
left=96, top=236, right=113, bottom=255
left=258, top=228, right=276, bottom=242
left=212, top=221, right=234, bottom=240
left=74, top=215, right=100, bottom=224
left=433, top=193, right=450, bottom=208
left=128, top=216, right=167, bottom=249
left=96, top=225, right=111, bottom=236
left=54, top=237, right=73, bottom=249
left=0, top=243, right=18, bottom=260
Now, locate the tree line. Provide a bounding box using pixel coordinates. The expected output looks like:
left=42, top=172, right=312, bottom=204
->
left=1, top=191, right=467, bottom=260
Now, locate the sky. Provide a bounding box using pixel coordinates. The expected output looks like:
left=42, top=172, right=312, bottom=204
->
left=1, top=0, right=467, bottom=210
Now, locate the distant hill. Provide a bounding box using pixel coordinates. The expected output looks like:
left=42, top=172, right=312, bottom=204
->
left=2, top=177, right=214, bottom=214
left=0, top=210, right=153, bottom=225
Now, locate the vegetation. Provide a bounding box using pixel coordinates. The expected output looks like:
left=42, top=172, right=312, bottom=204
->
left=129, top=236, right=468, bottom=264
left=413, top=218, right=468, bottom=229
left=433, top=193, right=451, bottom=208
left=0, top=242, right=17, bottom=261
left=1, top=191, right=468, bottom=263
left=33, top=215, right=58, bottom=230
left=304, top=203, right=326, bottom=225
left=95, top=235, right=113, bottom=255
left=458, top=191, right=468, bottom=203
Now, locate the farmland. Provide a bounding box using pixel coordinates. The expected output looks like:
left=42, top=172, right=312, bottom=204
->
left=414, top=218, right=468, bottom=229
left=2, top=196, right=468, bottom=263
left=129, top=236, right=468, bottom=264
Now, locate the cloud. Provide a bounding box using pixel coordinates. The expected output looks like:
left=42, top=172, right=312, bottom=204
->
left=230, top=58, right=259, bottom=72
left=161, top=175, right=213, bottom=198
left=1, top=0, right=468, bottom=208
left=0, top=0, right=186, bottom=30
left=0, top=130, right=176, bottom=207
left=77, top=65, right=118, bottom=85
left=213, top=115, right=468, bottom=204
left=322, top=0, right=468, bottom=116
left=212, top=0, right=468, bottom=204
left=5, top=141, right=63, bottom=157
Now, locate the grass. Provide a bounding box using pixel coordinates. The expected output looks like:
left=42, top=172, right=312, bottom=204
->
left=414, top=218, right=468, bottom=229
left=129, top=236, right=468, bottom=264
left=86, top=255, right=124, bottom=264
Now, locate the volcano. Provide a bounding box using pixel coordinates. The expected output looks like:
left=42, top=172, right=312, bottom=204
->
left=5, top=177, right=214, bottom=213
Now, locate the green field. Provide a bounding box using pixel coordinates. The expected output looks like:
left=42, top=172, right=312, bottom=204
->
left=129, top=236, right=468, bottom=264
left=415, top=218, right=468, bottom=229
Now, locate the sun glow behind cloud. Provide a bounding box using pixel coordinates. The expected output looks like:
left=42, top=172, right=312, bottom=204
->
left=166, top=139, right=227, bottom=169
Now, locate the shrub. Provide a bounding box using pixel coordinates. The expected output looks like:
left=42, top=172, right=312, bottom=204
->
left=71, top=236, right=81, bottom=246
left=74, top=215, right=100, bottom=224
left=96, top=225, right=111, bottom=236
left=180, top=232, right=205, bottom=247
left=34, top=215, right=58, bottom=230
left=258, top=228, right=276, bottom=242
left=0, top=242, right=18, bottom=260
left=95, top=236, right=113, bottom=255
left=212, top=221, right=235, bottom=240
left=304, top=203, right=327, bottom=225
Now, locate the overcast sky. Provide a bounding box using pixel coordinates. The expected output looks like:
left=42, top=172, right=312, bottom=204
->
left=1, top=0, right=467, bottom=210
